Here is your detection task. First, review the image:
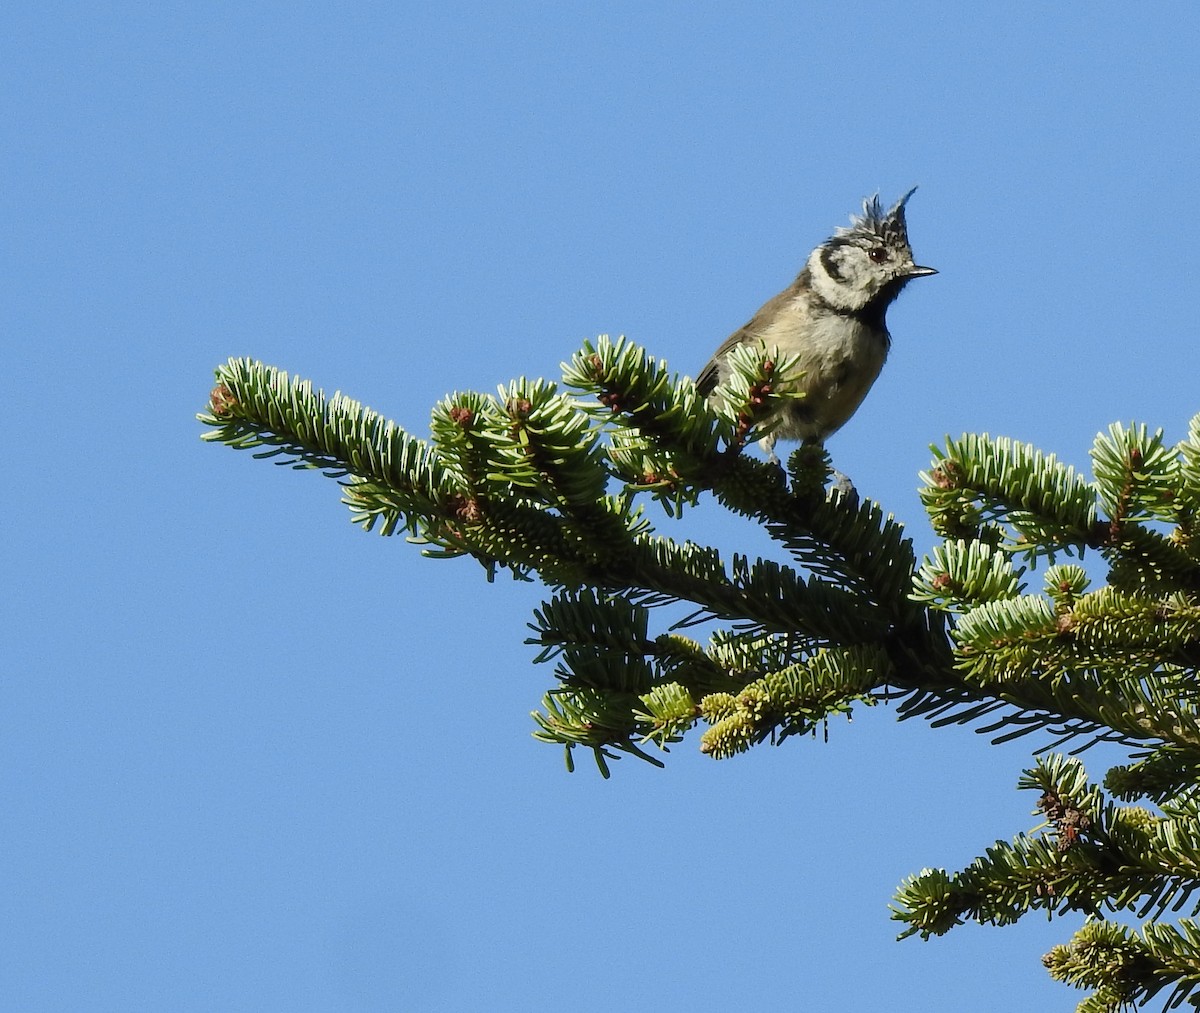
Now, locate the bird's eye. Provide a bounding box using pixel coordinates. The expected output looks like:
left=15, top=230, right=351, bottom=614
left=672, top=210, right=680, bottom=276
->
left=868, top=247, right=889, bottom=264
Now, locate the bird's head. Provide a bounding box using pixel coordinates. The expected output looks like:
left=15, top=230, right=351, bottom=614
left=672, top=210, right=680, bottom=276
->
left=808, top=188, right=937, bottom=313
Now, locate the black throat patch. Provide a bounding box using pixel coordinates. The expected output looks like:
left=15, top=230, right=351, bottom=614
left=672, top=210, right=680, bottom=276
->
left=808, top=274, right=906, bottom=337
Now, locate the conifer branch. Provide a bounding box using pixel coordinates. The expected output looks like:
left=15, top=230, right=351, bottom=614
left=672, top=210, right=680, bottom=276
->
left=202, top=343, right=1200, bottom=1010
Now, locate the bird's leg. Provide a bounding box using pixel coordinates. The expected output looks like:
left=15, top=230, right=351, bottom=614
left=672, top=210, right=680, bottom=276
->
left=762, top=434, right=781, bottom=467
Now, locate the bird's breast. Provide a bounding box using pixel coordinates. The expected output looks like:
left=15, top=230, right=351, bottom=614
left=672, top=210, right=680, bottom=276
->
left=770, top=314, right=890, bottom=442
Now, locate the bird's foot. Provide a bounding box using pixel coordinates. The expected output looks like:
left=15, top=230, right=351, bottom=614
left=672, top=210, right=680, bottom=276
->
left=829, top=469, right=859, bottom=508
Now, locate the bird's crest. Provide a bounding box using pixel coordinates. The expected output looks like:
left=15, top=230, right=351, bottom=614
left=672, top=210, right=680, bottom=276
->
left=837, top=187, right=918, bottom=248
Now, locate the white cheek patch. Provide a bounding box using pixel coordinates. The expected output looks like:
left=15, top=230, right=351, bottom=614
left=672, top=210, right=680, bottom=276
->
left=808, top=248, right=859, bottom=309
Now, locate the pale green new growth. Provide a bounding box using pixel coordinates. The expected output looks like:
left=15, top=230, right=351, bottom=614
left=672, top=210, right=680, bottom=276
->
left=201, top=338, right=1200, bottom=1011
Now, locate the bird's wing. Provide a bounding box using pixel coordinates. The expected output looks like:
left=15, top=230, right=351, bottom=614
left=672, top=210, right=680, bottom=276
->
left=695, top=280, right=803, bottom=396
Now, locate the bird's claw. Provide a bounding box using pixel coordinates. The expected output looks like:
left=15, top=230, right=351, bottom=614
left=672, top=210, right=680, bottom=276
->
left=829, top=469, right=858, bottom=507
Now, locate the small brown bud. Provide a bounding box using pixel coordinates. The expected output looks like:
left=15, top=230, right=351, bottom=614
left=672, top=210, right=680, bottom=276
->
left=209, top=383, right=237, bottom=415
left=448, top=494, right=483, bottom=524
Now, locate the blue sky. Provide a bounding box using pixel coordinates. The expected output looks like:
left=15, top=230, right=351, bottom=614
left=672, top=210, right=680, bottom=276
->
left=6, top=4, right=1200, bottom=1010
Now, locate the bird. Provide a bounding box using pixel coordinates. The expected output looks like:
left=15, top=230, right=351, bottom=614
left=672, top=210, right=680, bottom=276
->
left=696, top=188, right=936, bottom=465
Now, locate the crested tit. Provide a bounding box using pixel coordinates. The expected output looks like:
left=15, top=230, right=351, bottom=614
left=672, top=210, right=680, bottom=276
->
left=697, top=189, right=936, bottom=463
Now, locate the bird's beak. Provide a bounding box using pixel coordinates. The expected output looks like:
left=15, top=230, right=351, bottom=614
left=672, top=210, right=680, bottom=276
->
left=906, top=264, right=938, bottom=278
